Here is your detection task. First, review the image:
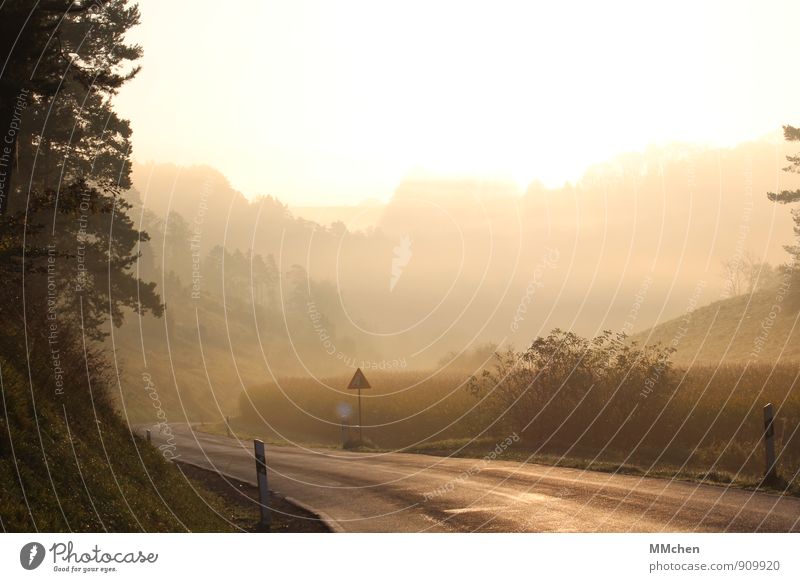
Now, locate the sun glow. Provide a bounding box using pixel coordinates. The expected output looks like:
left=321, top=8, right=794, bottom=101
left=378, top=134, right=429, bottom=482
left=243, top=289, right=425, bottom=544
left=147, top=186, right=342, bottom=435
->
left=117, top=0, right=800, bottom=204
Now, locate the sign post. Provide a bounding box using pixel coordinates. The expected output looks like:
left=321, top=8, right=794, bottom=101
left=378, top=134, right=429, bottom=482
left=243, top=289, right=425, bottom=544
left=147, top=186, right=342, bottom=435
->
left=254, top=439, right=271, bottom=530
left=763, top=403, right=778, bottom=483
left=347, top=368, right=371, bottom=442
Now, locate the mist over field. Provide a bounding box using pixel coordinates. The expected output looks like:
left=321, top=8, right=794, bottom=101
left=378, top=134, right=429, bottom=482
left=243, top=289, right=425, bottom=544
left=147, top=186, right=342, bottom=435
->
left=115, top=139, right=799, bottom=410
left=102, top=137, right=800, bottom=490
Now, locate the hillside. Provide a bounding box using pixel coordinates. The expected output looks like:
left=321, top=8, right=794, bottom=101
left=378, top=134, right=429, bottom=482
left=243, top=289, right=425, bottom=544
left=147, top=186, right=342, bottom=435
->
left=634, top=284, right=800, bottom=365
left=0, top=356, right=237, bottom=532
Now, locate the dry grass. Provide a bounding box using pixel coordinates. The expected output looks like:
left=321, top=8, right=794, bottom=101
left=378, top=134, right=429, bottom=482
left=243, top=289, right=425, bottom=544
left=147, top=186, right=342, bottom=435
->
left=240, top=347, right=799, bottom=489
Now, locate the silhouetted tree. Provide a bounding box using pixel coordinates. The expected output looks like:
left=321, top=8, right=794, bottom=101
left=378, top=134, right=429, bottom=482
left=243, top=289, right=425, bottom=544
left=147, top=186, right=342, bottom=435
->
left=0, top=0, right=160, bottom=381
left=721, top=252, right=778, bottom=297
left=767, top=125, right=800, bottom=292
left=0, top=1, right=142, bottom=214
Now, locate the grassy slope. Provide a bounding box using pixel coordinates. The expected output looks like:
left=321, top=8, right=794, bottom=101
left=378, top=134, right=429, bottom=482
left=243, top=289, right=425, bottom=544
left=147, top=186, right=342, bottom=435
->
left=111, top=296, right=284, bottom=424
left=0, top=356, right=238, bottom=532
left=633, top=287, right=800, bottom=365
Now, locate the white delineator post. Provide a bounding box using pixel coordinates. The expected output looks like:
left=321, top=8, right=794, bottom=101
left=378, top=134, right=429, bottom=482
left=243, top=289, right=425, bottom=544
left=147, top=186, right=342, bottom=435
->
left=254, top=439, right=271, bottom=529
left=763, top=403, right=778, bottom=482
left=358, top=386, right=363, bottom=442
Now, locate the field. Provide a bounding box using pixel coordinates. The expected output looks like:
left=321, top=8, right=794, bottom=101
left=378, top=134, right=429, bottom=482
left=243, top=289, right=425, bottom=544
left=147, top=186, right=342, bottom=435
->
left=237, top=340, right=799, bottom=493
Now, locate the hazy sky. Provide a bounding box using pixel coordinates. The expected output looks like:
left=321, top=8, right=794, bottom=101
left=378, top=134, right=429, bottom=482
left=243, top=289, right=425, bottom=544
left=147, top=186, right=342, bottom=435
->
left=116, top=0, right=800, bottom=205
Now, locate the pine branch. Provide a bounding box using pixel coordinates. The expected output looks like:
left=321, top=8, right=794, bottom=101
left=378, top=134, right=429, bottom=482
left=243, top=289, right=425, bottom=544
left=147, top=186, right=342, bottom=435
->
left=767, top=189, right=800, bottom=204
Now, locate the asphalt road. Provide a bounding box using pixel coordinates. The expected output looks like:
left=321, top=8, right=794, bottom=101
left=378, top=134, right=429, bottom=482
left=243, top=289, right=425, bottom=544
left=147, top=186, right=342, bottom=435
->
left=144, top=424, right=800, bottom=533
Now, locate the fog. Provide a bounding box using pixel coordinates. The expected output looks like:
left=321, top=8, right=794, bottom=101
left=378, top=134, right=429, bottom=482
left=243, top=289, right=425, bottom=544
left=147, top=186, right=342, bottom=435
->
left=6, top=0, right=800, bottom=539
left=104, top=137, right=798, bottom=420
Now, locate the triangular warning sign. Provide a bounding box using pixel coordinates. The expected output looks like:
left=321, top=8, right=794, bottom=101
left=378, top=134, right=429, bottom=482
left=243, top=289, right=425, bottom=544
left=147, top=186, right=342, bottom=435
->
left=347, top=368, right=371, bottom=390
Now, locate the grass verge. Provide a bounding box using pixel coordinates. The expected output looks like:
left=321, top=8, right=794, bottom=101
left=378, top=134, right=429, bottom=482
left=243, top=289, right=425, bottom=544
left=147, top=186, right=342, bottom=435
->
left=406, top=437, right=800, bottom=497
left=175, top=462, right=329, bottom=532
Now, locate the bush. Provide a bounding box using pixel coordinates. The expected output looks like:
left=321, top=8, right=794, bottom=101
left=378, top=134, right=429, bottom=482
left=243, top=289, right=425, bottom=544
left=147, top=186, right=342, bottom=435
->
left=470, top=329, right=799, bottom=480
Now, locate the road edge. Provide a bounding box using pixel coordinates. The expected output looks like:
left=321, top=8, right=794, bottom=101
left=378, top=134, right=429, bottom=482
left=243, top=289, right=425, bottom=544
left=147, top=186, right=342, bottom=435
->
left=174, top=458, right=345, bottom=533
left=282, top=495, right=346, bottom=533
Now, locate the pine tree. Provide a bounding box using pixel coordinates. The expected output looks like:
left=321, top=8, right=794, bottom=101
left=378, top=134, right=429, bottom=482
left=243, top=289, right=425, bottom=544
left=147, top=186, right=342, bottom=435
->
left=1, top=1, right=142, bottom=213
left=0, top=1, right=161, bottom=361
left=767, top=125, right=800, bottom=291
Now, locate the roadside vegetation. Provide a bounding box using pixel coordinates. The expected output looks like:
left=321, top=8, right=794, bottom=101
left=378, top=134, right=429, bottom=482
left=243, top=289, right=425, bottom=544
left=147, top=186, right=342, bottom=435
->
left=0, top=356, right=242, bottom=532
left=0, top=1, right=282, bottom=532
left=239, top=328, right=799, bottom=493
